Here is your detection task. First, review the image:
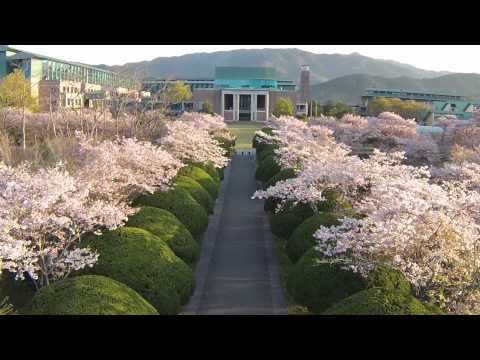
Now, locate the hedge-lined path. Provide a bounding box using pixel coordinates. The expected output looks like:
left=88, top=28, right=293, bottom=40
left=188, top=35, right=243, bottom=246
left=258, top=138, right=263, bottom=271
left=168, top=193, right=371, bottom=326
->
left=182, top=152, right=287, bottom=315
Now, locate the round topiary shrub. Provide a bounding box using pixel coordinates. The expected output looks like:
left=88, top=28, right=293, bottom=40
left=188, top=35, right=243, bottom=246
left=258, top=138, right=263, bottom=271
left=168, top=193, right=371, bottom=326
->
left=81, top=227, right=194, bottom=314
left=287, top=213, right=341, bottom=263
left=189, top=162, right=221, bottom=184
left=265, top=168, right=296, bottom=188
left=255, top=155, right=281, bottom=183
left=256, top=144, right=278, bottom=160
left=126, top=206, right=200, bottom=265
left=178, top=165, right=219, bottom=199
left=29, top=275, right=159, bottom=315
left=217, top=167, right=225, bottom=181
left=366, top=266, right=412, bottom=295
left=174, top=175, right=214, bottom=214
left=283, top=202, right=316, bottom=220
left=264, top=197, right=280, bottom=212
left=287, top=248, right=365, bottom=314
left=133, top=188, right=208, bottom=238
left=322, top=287, right=443, bottom=315
left=257, top=148, right=275, bottom=165
left=0, top=271, right=35, bottom=314
left=269, top=212, right=304, bottom=239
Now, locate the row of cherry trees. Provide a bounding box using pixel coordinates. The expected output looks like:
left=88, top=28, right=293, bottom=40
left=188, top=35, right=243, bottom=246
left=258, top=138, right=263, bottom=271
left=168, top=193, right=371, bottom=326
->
left=0, top=111, right=231, bottom=289
left=253, top=113, right=480, bottom=314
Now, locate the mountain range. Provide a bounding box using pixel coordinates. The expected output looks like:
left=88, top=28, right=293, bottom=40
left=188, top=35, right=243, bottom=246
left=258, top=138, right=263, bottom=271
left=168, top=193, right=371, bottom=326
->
left=96, top=48, right=480, bottom=105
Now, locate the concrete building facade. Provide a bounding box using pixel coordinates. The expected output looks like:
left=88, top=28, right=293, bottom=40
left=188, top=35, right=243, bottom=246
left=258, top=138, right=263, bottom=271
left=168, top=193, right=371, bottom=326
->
left=0, top=45, right=140, bottom=112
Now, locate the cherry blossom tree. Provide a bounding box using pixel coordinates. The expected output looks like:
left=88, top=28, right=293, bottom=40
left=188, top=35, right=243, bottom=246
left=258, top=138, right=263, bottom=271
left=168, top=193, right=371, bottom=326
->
left=157, top=120, right=229, bottom=168
left=0, top=162, right=134, bottom=288
left=75, top=135, right=183, bottom=203
left=314, top=174, right=480, bottom=313
left=254, top=110, right=480, bottom=313
left=0, top=134, right=184, bottom=288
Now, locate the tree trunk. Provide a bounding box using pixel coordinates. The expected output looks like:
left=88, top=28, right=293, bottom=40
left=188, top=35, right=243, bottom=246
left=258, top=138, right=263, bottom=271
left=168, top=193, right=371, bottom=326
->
left=22, top=105, right=26, bottom=152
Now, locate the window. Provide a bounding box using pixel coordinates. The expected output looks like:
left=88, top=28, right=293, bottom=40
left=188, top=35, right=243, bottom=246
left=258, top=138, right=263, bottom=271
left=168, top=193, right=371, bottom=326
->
left=257, top=95, right=266, bottom=111
left=224, top=94, right=233, bottom=110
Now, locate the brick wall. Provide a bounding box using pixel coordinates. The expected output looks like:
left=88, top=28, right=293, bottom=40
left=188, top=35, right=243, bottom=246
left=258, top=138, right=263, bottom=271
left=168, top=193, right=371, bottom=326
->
left=192, top=89, right=222, bottom=114
left=269, top=90, right=298, bottom=114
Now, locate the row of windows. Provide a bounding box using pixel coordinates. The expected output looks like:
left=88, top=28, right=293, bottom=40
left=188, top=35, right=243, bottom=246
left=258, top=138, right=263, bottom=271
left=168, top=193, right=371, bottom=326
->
left=368, top=90, right=462, bottom=101
left=41, top=60, right=137, bottom=89
left=63, top=86, right=79, bottom=94
left=224, top=94, right=266, bottom=111
left=66, top=98, right=82, bottom=106
left=143, top=82, right=214, bottom=92
left=191, top=83, right=214, bottom=89
left=218, top=84, right=275, bottom=89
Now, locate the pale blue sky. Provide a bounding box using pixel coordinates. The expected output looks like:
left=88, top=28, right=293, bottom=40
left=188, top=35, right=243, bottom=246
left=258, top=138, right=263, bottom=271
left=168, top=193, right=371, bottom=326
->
left=8, top=45, right=480, bottom=74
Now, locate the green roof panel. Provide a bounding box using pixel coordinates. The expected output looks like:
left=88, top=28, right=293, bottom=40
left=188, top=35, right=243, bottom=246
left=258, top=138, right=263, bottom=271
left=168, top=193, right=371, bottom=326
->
left=215, top=66, right=277, bottom=80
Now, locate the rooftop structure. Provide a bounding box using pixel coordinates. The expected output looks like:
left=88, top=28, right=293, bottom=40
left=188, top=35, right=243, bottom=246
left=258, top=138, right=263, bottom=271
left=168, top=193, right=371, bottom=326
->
left=363, top=88, right=467, bottom=102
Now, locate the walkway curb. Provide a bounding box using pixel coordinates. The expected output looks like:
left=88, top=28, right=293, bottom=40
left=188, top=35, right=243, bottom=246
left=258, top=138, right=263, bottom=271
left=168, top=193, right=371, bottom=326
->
left=181, top=163, right=232, bottom=315
left=182, top=151, right=287, bottom=315
left=262, top=213, right=289, bottom=315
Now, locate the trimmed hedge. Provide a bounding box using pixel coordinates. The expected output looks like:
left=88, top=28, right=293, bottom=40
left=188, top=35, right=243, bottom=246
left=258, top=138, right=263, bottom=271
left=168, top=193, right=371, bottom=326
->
left=190, top=162, right=221, bottom=184
left=0, top=271, right=35, bottom=314
left=178, top=165, right=219, bottom=199
left=285, top=203, right=316, bottom=220
left=366, top=266, right=412, bottom=295
left=264, top=197, right=280, bottom=213
left=126, top=206, right=200, bottom=265
left=30, top=275, right=158, bottom=315
left=133, top=188, right=208, bottom=238
left=255, top=155, right=281, bottom=183
left=256, top=144, right=278, bottom=161
left=323, top=287, right=443, bottom=315
left=270, top=212, right=304, bottom=239
left=287, top=213, right=340, bottom=263
left=265, top=168, right=296, bottom=188
left=287, top=248, right=365, bottom=314
left=257, top=148, right=275, bottom=165
left=81, top=227, right=194, bottom=314
left=174, top=175, right=214, bottom=214
left=218, top=167, right=225, bottom=181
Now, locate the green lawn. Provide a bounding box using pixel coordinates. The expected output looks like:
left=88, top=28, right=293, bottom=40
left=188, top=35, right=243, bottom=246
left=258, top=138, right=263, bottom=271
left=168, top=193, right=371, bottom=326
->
left=227, top=122, right=265, bottom=149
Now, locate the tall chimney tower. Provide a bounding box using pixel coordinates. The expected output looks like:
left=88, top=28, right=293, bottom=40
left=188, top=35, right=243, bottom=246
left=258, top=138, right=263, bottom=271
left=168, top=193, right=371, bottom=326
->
left=299, top=65, right=310, bottom=103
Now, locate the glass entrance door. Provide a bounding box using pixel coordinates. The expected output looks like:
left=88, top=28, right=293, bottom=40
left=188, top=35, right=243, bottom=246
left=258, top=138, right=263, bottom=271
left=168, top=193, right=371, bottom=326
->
left=239, top=94, right=251, bottom=121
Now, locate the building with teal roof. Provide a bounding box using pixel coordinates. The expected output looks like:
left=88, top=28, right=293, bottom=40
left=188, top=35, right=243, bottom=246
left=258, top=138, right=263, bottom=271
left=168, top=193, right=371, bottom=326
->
left=0, top=45, right=139, bottom=111
left=144, top=65, right=309, bottom=121
left=362, top=88, right=476, bottom=121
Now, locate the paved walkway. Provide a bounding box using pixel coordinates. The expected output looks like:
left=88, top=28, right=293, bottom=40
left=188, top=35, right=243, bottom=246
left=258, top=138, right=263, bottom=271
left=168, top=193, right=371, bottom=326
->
left=183, top=152, right=287, bottom=315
